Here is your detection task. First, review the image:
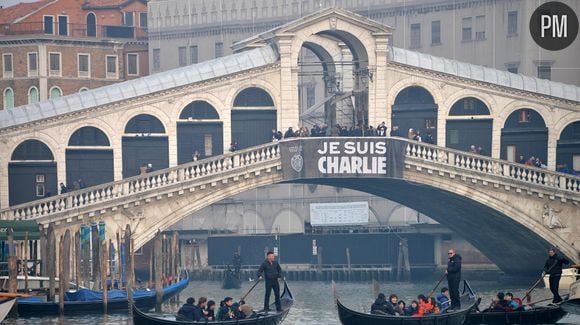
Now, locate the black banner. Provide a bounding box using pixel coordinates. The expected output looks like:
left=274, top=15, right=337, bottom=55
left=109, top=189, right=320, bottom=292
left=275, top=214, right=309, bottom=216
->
left=279, top=137, right=406, bottom=180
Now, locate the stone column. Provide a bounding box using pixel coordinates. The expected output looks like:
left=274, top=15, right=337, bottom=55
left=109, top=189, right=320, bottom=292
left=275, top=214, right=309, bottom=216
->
left=369, top=32, right=389, bottom=128
left=113, top=135, right=123, bottom=181
left=491, top=119, right=503, bottom=159
left=166, top=116, right=178, bottom=168
left=547, top=129, right=558, bottom=170
left=0, top=153, right=8, bottom=209
left=278, top=35, right=299, bottom=131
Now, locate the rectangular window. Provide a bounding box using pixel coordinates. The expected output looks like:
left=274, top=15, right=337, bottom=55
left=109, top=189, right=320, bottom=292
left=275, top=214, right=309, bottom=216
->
left=127, top=53, right=138, bottom=75
left=36, top=174, right=45, bottom=197
left=2, top=53, right=13, bottom=78
left=58, top=15, right=68, bottom=36
left=431, top=20, right=441, bottom=44
left=573, top=155, right=580, bottom=171
left=507, top=145, right=516, bottom=162
left=77, top=53, right=90, bottom=78
left=410, top=23, right=421, bottom=48
left=448, top=130, right=459, bottom=145
left=123, top=12, right=134, bottom=26
left=462, top=17, right=472, bottom=41
left=43, top=16, right=54, bottom=34
left=425, top=118, right=436, bottom=129
left=178, top=46, right=187, bottom=66
left=506, top=63, right=519, bottom=74
left=215, top=42, right=223, bottom=58
left=106, top=55, right=118, bottom=79
left=306, top=85, right=316, bottom=108
left=153, top=48, right=160, bottom=71
left=190, top=45, right=198, bottom=64
left=518, top=109, right=531, bottom=123
left=204, top=135, right=213, bottom=157
left=507, top=11, right=518, bottom=36
left=28, top=52, right=38, bottom=76
left=49, top=52, right=61, bottom=76
left=538, top=65, right=551, bottom=80
left=139, top=12, right=148, bottom=27
left=475, top=15, right=485, bottom=40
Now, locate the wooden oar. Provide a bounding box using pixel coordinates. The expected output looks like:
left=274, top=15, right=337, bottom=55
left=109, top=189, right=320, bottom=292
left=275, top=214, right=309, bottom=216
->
left=427, top=272, right=447, bottom=298
left=240, top=278, right=261, bottom=302
left=520, top=262, right=557, bottom=303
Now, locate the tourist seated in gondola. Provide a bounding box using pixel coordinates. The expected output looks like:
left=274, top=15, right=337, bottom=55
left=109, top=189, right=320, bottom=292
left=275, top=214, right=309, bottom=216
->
left=436, top=287, right=451, bottom=312
left=491, top=292, right=512, bottom=312
left=416, top=295, right=435, bottom=316
left=177, top=297, right=204, bottom=321
left=388, top=294, right=399, bottom=309
left=407, top=300, right=420, bottom=316
left=240, top=303, right=258, bottom=319
left=371, top=293, right=397, bottom=315
left=206, top=300, right=216, bottom=320
left=429, top=297, right=440, bottom=313
left=395, top=300, right=407, bottom=315
left=217, top=297, right=238, bottom=320
left=505, top=292, right=523, bottom=311
left=197, top=297, right=212, bottom=321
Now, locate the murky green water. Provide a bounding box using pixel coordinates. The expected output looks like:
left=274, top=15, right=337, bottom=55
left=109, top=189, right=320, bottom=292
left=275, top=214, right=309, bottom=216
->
left=5, top=280, right=579, bottom=324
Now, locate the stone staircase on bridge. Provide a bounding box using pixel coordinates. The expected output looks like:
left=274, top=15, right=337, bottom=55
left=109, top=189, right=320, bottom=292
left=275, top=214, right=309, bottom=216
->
left=1, top=138, right=579, bottom=228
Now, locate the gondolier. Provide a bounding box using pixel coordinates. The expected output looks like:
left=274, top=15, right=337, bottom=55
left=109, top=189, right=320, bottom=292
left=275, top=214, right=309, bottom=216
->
left=446, top=249, right=462, bottom=310
left=257, top=251, right=283, bottom=312
left=543, top=247, right=570, bottom=303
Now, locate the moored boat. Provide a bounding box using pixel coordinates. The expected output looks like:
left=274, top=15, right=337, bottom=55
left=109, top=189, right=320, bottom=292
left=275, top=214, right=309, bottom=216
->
left=466, top=304, right=566, bottom=324
left=15, top=277, right=189, bottom=316
left=561, top=278, right=580, bottom=315
left=132, top=281, right=294, bottom=325
left=336, top=280, right=477, bottom=325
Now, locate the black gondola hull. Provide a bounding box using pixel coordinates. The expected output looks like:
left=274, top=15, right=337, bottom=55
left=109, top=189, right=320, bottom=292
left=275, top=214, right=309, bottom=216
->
left=466, top=306, right=567, bottom=324
left=132, top=281, right=294, bottom=325
left=561, top=298, right=580, bottom=315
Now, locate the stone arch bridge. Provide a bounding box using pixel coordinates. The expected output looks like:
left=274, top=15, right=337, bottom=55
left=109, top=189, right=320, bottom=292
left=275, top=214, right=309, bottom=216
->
left=0, top=8, right=580, bottom=275
left=1, top=138, right=579, bottom=276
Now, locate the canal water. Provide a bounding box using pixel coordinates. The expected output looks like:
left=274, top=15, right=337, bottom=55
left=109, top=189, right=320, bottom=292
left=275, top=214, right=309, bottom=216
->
left=5, top=280, right=579, bottom=324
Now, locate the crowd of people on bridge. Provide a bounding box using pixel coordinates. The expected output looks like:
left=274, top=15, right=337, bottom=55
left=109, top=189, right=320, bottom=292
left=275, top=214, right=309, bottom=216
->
left=271, top=122, right=416, bottom=141
left=518, top=155, right=547, bottom=169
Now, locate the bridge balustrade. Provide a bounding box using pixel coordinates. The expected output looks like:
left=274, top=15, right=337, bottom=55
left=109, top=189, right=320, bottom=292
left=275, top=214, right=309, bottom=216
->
left=1, top=138, right=578, bottom=223
left=0, top=143, right=281, bottom=221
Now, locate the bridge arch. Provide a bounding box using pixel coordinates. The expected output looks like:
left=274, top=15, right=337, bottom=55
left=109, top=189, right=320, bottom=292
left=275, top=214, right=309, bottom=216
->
left=66, top=126, right=114, bottom=189
left=177, top=100, right=224, bottom=163
left=122, top=114, right=169, bottom=177
left=391, top=85, right=439, bottom=143
left=272, top=208, right=304, bottom=233
left=230, top=86, right=277, bottom=149
left=445, top=96, right=493, bottom=155
left=8, top=139, right=57, bottom=205
left=556, top=120, right=580, bottom=172
left=500, top=108, right=549, bottom=164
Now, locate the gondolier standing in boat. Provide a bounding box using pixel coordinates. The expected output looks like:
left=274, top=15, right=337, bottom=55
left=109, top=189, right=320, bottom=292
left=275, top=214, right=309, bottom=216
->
left=445, top=249, right=462, bottom=310
left=257, top=251, right=283, bottom=312
left=543, top=247, right=570, bottom=303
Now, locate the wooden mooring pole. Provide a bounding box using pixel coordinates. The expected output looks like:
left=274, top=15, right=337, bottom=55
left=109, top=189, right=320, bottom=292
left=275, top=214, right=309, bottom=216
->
left=154, top=231, right=163, bottom=312
left=102, top=241, right=108, bottom=313
left=47, top=224, right=56, bottom=302
left=125, top=225, right=133, bottom=304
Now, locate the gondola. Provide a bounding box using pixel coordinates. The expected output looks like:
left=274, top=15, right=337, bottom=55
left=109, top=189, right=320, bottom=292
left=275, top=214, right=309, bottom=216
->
left=15, top=277, right=189, bottom=316
left=561, top=278, right=580, bottom=315
left=336, top=280, right=477, bottom=325
left=466, top=304, right=566, bottom=324
left=132, top=281, right=294, bottom=325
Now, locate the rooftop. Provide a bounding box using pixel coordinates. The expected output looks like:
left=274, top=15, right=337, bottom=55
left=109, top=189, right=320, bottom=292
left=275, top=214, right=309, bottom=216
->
left=389, top=46, right=580, bottom=103
left=0, top=0, right=55, bottom=25
left=0, top=45, right=279, bottom=130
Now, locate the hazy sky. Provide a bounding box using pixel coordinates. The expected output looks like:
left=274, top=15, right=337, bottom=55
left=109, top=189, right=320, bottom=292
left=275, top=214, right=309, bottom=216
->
left=0, top=0, right=38, bottom=8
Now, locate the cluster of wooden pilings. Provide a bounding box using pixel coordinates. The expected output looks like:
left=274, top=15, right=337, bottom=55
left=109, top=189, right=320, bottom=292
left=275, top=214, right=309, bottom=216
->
left=5, top=223, right=136, bottom=315
left=150, top=231, right=182, bottom=312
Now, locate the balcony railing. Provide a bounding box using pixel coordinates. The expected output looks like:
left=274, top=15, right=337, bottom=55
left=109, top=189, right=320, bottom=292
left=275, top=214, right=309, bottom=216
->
left=0, top=22, right=147, bottom=40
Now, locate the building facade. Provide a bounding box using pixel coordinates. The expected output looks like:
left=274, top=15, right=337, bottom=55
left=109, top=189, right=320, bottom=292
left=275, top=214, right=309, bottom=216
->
left=148, top=0, right=580, bottom=86
left=0, top=0, right=149, bottom=110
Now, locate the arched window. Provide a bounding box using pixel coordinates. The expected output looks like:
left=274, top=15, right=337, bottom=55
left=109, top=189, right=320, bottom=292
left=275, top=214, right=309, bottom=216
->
left=233, top=87, right=275, bottom=107
left=449, top=97, right=490, bottom=116
left=68, top=126, right=110, bottom=146
left=11, top=139, right=54, bottom=161
left=125, top=114, right=166, bottom=134
left=86, top=12, right=97, bottom=37
left=394, top=86, right=435, bottom=105
left=179, top=101, right=220, bottom=119
left=49, top=86, right=62, bottom=99
left=28, top=86, right=39, bottom=104
left=3, top=87, right=14, bottom=109
left=79, top=87, right=89, bottom=92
